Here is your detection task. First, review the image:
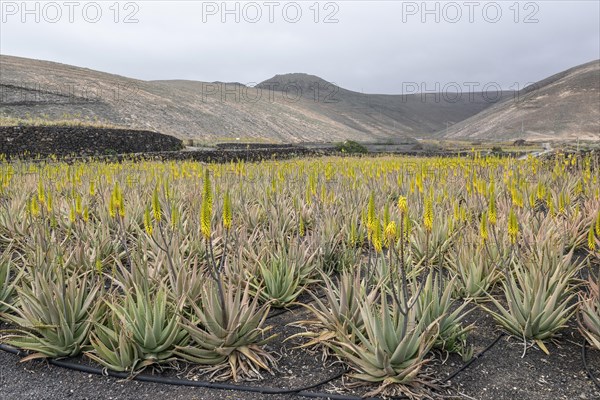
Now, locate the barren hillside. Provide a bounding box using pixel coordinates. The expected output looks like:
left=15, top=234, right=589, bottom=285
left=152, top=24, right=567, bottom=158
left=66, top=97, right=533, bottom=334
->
left=438, top=60, right=600, bottom=141
left=1, top=55, right=507, bottom=142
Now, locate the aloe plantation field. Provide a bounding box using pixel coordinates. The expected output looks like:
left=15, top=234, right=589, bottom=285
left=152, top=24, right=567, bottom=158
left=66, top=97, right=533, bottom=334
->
left=0, top=153, right=599, bottom=399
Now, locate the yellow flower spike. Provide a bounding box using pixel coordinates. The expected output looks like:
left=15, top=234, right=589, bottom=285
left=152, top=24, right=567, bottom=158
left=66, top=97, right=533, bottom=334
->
left=397, top=195, right=407, bottom=214
left=588, top=224, right=596, bottom=252
left=325, top=163, right=334, bottom=181
left=37, top=180, right=45, bottom=204
left=536, top=182, right=546, bottom=200
left=528, top=192, right=536, bottom=209
left=144, top=206, right=153, bottom=236
left=558, top=192, right=566, bottom=214
left=299, top=215, right=305, bottom=237
left=69, top=204, right=76, bottom=223
left=29, top=196, right=39, bottom=217
left=75, top=194, right=82, bottom=215
left=575, top=180, right=583, bottom=196
left=478, top=179, right=486, bottom=195
left=278, top=169, right=285, bottom=184
left=423, top=196, right=433, bottom=232
left=109, top=181, right=123, bottom=218
left=508, top=209, right=519, bottom=244
left=453, top=202, right=460, bottom=221
left=309, top=172, right=317, bottom=195
left=547, top=193, right=555, bottom=217
left=367, top=192, right=376, bottom=235
left=152, top=186, right=162, bottom=222
left=305, top=182, right=312, bottom=206
left=596, top=212, right=600, bottom=237
left=372, top=219, right=383, bottom=253
left=200, top=170, right=213, bottom=239
left=384, top=221, right=397, bottom=247
left=170, top=203, right=179, bottom=229
left=223, top=190, right=232, bottom=230
left=488, top=194, right=497, bottom=225
left=512, top=188, right=524, bottom=208
left=111, top=181, right=120, bottom=203
left=46, top=191, right=53, bottom=212
left=164, top=177, right=173, bottom=201
left=95, top=257, right=103, bottom=275
left=83, top=206, right=89, bottom=222
left=415, top=174, right=423, bottom=193
left=108, top=195, right=116, bottom=218
left=488, top=179, right=495, bottom=197
left=480, top=211, right=488, bottom=242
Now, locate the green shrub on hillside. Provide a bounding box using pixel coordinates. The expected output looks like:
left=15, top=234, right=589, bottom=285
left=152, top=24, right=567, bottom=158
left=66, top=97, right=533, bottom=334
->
left=336, top=140, right=367, bottom=154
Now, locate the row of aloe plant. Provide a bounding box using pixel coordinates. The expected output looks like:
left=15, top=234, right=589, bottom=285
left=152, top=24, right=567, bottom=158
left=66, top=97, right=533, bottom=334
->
left=0, top=173, right=280, bottom=381
left=0, top=154, right=597, bottom=397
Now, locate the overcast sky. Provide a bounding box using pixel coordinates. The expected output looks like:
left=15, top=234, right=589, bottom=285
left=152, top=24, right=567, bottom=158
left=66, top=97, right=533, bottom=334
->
left=1, top=1, right=599, bottom=94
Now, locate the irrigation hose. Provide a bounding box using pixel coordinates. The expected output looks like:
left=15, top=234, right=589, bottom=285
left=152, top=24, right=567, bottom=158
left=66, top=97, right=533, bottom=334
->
left=582, top=339, right=600, bottom=390
left=443, top=332, right=505, bottom=383
left=0, top=332, right=506, bottom=399
left=0, top=343, right=348, bottom=397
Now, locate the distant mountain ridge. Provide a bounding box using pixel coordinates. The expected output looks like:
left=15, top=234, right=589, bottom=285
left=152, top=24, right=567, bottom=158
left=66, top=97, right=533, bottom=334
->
left=252, top=71, right=512, bottom=139
left=437, top=60, right=600, bottom=140
left=1, top=54, right=596, bottom=142
left=0, top=55, right=506, bottom=142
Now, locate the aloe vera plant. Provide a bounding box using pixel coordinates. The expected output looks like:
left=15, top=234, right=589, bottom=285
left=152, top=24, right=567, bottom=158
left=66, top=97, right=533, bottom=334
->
left=176, top=281, right=277, bottom=381
left=105, top=286, right=187, bottom=366
left=0, top=147, right=597, bottom=397
left=86, top=306, right=141, bottom=372
left=249, top=244, right=315, bottom=308
left=410, top=218, right=455, bottom=266
left=329, top=286, right=439, bottom=397
left=1, top=269, right=100, bottom=360
left=0, top=246, right=20, bottom=314
left=317, top=214, right=359, bottom=273
left=291, top=268, right=377, bottom=350
left=414, top=273, right=473, bottom=356
left=446, top=243, right=500, bottom=300
left=578, top=274, right=600, bottom=350
left=483, top=257, right=578, bottom=354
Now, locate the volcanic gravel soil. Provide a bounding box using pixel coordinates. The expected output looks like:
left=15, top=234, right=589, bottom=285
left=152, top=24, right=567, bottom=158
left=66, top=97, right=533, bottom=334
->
left=0, top=302, right=599, bottom=400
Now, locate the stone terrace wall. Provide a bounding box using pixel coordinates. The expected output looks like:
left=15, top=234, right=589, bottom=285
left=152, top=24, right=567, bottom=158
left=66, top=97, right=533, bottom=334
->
left=137, top=147, right=326, bottom=163
left=59, top=146, right=329, bottom=164
left=0, top=126, right=183, bottom=158
left=215, top=143, right=299, bottom=150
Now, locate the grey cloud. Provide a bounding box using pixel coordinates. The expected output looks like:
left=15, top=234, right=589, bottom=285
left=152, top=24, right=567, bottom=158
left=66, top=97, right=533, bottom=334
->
left=1, top=1, right=598, bottom=94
